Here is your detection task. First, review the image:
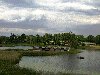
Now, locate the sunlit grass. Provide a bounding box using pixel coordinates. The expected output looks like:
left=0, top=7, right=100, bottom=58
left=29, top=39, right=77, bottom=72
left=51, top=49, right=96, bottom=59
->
left=0, top=51, right=21, bottom=60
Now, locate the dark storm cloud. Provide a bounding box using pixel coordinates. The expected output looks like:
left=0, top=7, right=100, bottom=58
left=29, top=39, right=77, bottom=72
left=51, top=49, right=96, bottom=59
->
left=73, top=24, right=100, bottom=36
left=0, top=18, right=48, bottom=29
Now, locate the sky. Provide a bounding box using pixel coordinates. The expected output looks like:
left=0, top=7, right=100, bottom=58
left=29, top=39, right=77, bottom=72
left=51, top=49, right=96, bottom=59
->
left=0, top=0, right=100, bottom=36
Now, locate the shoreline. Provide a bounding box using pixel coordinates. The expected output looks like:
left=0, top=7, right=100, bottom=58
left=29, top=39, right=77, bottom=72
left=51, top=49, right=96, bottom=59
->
left=0, top=49, right=80, bottom=75
left=78, top=45, right=100, bottom=50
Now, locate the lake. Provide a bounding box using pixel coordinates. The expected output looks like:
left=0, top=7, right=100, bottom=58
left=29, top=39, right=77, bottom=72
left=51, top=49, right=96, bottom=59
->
left=19, top=50, right=100, bottom=75
left=0, top=46, right=33, bottom=50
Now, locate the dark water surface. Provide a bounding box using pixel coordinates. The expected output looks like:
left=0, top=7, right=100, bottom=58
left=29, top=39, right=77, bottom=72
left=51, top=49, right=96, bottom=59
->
left=19, top=50, right=100, bottom=75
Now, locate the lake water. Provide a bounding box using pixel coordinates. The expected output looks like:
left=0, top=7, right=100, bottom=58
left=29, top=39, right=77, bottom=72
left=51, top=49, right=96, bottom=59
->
left=19, top=50, right=100, bottom=75
left=0, top=46, right=33, bottom=50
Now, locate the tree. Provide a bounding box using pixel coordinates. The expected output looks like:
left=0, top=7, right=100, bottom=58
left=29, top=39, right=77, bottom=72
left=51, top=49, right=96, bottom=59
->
left=10, top=33, right=16, bottom=43
left=36, top=34, right=41, bottom=43
left=86, top=35, right=95, bottom=43
left=21, top=34, right=26, bottom=43
left=76, top=35, right=85, bottom=42
left=95, top=35, right=100, bottom=44
left=0, top=36, right=7, bottom=44
left=43, top=33, right=52, bottom=45
left=69, top=33, right=79, bottom=48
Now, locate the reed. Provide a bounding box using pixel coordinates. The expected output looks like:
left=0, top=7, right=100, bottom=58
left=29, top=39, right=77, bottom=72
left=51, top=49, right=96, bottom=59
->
left=0, top=50, right=80, bottom=75
left=0, top=51, right=41, bottom=75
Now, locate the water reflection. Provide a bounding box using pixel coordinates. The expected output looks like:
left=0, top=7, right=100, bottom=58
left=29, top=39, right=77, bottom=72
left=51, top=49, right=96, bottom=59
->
left=19, top=50, right=100, bottom=75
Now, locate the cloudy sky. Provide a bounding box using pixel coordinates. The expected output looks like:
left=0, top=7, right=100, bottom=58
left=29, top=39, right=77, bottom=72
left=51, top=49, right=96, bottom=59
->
left=0, top=0, right=100, bottom=36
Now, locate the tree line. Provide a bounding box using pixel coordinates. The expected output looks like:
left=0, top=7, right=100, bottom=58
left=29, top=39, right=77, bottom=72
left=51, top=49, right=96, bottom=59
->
left=0, top=32, right=100, bottom=48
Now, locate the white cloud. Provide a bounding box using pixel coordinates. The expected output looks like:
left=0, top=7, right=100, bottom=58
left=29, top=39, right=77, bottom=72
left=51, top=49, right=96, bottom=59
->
left=0, top=27, right=47, bottom=34
left=0, top=4, right=100, bottom=25
left=35, top=0, right=97, bottom=11
left=35, top=0, right=62, bottom=3
left=0, top=0, right=100, bottom=35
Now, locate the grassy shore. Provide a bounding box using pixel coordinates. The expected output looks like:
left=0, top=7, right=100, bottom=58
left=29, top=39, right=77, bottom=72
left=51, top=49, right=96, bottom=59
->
left=78, top=45, right=100, bottom=50
left=0, top=51, right=42, bottom=75
left=0, top=49, right=80, bottom=75
left=87, top=45, right=100, bottom=50
left=20, top=50, right=80, bottom=56
left=0, top=43, right=34, bottom=47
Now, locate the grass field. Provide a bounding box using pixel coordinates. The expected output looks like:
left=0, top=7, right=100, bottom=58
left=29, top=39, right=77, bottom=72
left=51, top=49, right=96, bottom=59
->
left=0, top=49, right=80, bottom=75
left=0, top=51, right=41, bottom=75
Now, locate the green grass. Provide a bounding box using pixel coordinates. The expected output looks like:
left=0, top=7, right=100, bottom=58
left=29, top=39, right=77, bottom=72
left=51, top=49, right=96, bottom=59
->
left=0, top=49, right=81, bottom=75
left=19, top=48, right=80, bottom=56
left=78, top=45, right=100, bottom=50
left=20, top=51, right=67, bottom=56
left=87, top=45, right=100, bottom=50
left=67, top=48, right=81, bottom=54
left=0, top=43, right=34, bottom=47
left=0, top=60, right=41, bottom=75
left=0, top=51, right=41, bottom=75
